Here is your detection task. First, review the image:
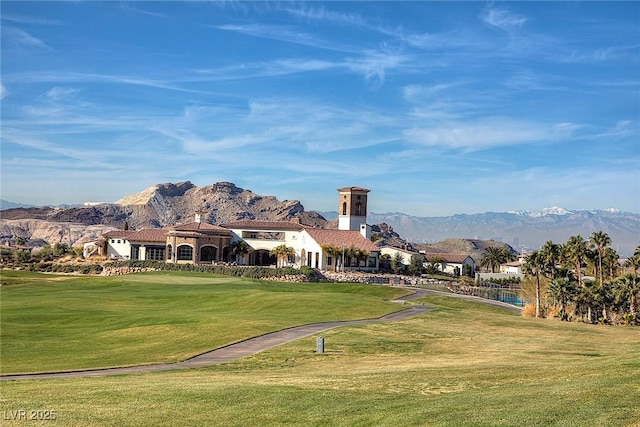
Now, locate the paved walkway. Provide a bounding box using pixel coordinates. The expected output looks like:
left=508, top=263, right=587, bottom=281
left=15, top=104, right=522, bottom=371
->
left=0, top=288, right=520, bottom=381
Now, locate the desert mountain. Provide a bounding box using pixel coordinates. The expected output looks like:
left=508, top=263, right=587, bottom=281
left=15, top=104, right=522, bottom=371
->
left=0, top=182, right=328, bottom=247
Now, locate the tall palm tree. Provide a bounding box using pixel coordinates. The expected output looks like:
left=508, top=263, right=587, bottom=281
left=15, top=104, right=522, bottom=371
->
left=540, top=240, right=561, bottom=280
left=589, top=231, right=612, bottom=288
left=602, top=247, right=619, bottom=281
left=562, top=235, right=588, bottom=286
left=524, top=250, right=545, bottom=318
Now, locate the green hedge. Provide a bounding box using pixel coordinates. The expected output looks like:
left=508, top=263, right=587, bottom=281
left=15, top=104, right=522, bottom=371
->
left=103, top=260, right=319, bottom=281
left=28, top=262, right=104, bottom=274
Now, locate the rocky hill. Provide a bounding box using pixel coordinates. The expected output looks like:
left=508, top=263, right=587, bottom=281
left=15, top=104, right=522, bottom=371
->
left=412, top=238, right=516, bottom=263
left=0, top=182, right=328, bottom=247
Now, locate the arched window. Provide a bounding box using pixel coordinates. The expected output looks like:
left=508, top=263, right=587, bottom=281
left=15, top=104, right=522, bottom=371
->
left=342, top=202, right=347, bottom=215
left=356, top=202, right=362, bottom=216
left=177, top=245, right=193, bottom=261
left=200, top=246, right=217, bottom=262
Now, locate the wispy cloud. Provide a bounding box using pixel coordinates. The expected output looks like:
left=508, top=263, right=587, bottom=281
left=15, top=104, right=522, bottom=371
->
left=281, top=4, right=402, bottom=38
left=216, top=23, right=357, bottom=53
left=43, top=86, right=80, bottom=100
left=404, top=118, right=557, bottom=151
left=0, top=83, right=7, bottom=100
left=480, top=6, right=527, bottom=33
left=1, top=13, right=63, bottom=26
left=2, top=27, right=50, bottom=49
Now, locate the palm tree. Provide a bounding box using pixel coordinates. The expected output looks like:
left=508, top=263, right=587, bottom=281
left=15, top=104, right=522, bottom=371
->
left=576, top=279, right=598, bottom=323
left=548, top=276, right=576, bottom=321
left=540, top=240, right=561, bottom=280
left=270, top=244, right=295, bottom=268
left=602, top=247, right=619, bottom=281
left=481, top=246, right=514, bottom=273
left=615, top=273, right=640, bottom=317
left=623, top=246, right=640, bottom=277
left=321, top=244, right=341, bottom=271
left=229, top=240, right=251, bottom=265
left=562, top=235, right=588, bottom=286
left=524, top=250, right=545, bottom=318
left=589, top=231, right=612, bottom=288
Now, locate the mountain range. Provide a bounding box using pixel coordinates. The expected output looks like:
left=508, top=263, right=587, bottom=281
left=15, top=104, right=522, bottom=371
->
left=1, top=182, right=639, bottom=256
left=315, top=206, right=639, bottom=257
left=369, top=209, right=639, bottom=256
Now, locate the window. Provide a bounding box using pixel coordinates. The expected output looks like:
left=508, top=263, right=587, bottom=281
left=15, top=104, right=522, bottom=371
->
left=356, top=203, right=362, bottom=216
left=146, top=247, right=165, bottom=261
left=177, top=245, right=193, bottom=261
left=342, top=202, right=347, bottom=215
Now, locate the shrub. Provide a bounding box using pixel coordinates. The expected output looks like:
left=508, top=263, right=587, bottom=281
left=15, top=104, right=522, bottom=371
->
left=521, top=303, right=537, bottom=318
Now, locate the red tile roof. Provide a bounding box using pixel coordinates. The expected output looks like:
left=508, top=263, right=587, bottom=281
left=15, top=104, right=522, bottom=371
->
left=172, top=221, right=230, bottom=233
left=126, top=229, right=168, bottom=243
left=103, top=230, right=136, bottom=239
left=423, top=253, right=472, bottom=263
left=223, top=220, right=309, bottom=231
left=104, top=229, right=167, bottom=243
left=305, top=229, right=379, bottom=252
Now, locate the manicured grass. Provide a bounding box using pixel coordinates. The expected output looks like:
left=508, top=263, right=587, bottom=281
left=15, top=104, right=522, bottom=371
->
left=0, top=271, right=408, bottom=374
left=2, top=272, right=638, bottom=426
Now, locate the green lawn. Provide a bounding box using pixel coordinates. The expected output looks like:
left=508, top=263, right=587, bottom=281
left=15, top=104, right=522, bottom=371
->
left=1, top=271, right=639, bottom=426
left=0, top=271, right=408, bottom=374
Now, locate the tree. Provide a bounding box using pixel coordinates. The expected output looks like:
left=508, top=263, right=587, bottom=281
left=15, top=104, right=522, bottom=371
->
left=229, top=240, right=251, bottom=264
left=524, top=250, right=545, bottom=318
left=562, top=235, right=588, bottom=286
left=623, top=246, right=640, bottom=277
left=615, top=273, right=640, bottom=317
left=270, top=244, right=295, bottom=268
left=548, top=276, right=576, bottom=321
left=602, top=247, right=619, bottom=281
left=540, top=240, right=561, bottom=280
left=425, top=255, right=445, bottom=274
left=589, top=231, right=612, bottom=321
left=481, top=246, right=513, bottom=273
left=576, top=279, right=598, bottom=323
left=391, top=252, right=405, bottom=274
left=408, top=255, right=424, bottom=276
left=589, top=231, right=612, bottom=288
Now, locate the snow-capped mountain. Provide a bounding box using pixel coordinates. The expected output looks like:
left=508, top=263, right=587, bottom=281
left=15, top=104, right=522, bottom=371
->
left=508, top=206, right=573, bottom=217
left=366, top=208, right=639, bottom=257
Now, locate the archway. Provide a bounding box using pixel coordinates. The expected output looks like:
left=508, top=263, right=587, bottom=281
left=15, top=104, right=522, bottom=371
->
left=200, top=246, right=217, bottom=263
left=252, top=249, right=276, bottom=266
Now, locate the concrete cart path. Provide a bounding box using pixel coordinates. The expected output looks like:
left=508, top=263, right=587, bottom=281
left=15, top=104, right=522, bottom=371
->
left=1, top=288, right=521, bottom=381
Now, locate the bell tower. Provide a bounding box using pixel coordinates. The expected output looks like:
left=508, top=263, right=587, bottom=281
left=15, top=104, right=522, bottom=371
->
left=337, top=187, right=370, bottom=231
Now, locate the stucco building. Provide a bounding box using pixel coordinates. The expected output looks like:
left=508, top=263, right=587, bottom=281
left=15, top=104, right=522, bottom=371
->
left=88, top=186, right=380, bottom=271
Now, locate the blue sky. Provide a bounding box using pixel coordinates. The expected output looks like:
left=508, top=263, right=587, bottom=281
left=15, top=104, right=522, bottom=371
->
left=1, top=1, right=639, bottom=216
